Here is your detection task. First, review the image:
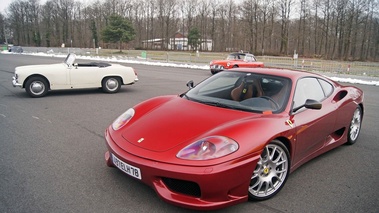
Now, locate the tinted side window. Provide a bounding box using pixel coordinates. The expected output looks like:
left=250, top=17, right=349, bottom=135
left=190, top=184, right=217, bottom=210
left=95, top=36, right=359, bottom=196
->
left=318, top=79, right=334, bottom=97
left=293, top=78, right=325, bottom=109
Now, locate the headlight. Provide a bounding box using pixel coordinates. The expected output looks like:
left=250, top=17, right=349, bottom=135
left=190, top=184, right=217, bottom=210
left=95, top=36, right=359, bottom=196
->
left=177, top=136, right=239, bottom=160
left=112, top=108, right=135, bottom=130
left=227, top=62, right=230, bottom=67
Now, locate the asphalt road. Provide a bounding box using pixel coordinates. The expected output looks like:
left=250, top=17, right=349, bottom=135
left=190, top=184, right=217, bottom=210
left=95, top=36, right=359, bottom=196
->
left=0, top=54, right=378, bottom=213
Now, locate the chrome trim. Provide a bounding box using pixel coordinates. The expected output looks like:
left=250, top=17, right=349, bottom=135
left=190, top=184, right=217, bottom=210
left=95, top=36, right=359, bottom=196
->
left=12, top=76, right=22, bottom=87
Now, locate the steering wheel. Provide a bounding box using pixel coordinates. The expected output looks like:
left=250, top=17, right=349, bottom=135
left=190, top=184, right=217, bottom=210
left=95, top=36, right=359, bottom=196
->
left=260, top=96, right=280, bottom=110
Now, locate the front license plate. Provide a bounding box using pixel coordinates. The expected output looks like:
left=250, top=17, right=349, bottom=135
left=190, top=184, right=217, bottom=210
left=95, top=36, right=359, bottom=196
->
left=112, top=154, right=141, bottom=180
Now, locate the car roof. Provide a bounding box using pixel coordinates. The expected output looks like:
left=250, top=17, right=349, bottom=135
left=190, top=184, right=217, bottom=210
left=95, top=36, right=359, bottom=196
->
left=229, top=52, right=246, bottom=56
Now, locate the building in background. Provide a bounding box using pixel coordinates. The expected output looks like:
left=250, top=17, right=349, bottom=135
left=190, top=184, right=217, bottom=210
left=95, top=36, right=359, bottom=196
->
left=142, top=32, right=213, bottom=51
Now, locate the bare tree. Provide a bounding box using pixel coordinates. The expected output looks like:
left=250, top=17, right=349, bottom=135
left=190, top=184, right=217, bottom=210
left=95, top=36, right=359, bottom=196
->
left=0, top=13, right=5, bottom=43
left=279, top=0, right=293, bottom=55
left=2, top=0, right=378, bottom=61
left=198, top=0, right=210, bottom=51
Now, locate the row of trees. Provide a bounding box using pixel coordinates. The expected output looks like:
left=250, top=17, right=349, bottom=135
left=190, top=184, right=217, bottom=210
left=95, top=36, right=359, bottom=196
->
left=0, top=0, right=378, bottom=61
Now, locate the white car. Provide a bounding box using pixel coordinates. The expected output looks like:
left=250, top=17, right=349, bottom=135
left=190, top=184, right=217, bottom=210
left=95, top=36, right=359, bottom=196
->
left=12, top=54, right=138, bottom=97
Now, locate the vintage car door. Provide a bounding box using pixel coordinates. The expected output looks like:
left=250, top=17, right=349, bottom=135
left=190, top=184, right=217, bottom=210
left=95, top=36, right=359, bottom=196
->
left=291, top=77, right=337, bottom=165
left=69, top=66, right=100, bottom=88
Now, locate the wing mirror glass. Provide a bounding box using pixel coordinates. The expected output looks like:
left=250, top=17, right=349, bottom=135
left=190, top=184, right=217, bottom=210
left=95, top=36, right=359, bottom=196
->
left=186, top=80, right=194, bottom=89
left=304, top=99, right=322, bottom=110
left=293, top=99, right=322, bottom=112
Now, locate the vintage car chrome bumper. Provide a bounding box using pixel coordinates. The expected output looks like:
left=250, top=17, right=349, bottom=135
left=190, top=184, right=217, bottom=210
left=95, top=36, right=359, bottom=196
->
left=210, top=64, right=225, bottom=71
left=12, top=76, right=22, bottom=87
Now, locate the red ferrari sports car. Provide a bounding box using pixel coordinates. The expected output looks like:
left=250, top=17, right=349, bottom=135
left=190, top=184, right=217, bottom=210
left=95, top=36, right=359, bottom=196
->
left=209, top=52, right=264, bottom=74
left=104, top=67, right=364, bottom=210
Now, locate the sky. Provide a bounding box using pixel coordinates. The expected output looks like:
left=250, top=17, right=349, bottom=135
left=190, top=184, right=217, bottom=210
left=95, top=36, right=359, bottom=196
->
left=1, top=0, right=13, bottom=13
left=0, top=0, right=93, bottom=14
left=1, top=0, right=47, bottom=14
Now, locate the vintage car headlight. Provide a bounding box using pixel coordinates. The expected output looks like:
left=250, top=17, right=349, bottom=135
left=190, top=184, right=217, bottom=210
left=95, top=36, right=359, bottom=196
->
left=112, top=108, right=135, bottom=130
left=177, top=136, right=239, bottom=160
left=227, top=62, right=230, bottom=67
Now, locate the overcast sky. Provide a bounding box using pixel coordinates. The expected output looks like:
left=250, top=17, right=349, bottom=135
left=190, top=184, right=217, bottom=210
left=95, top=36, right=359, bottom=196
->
left=0, top=0, right=94, bottom=14
left=1, top=0, right=14, bottom=13
left=1, top=0, right=48, bottom=14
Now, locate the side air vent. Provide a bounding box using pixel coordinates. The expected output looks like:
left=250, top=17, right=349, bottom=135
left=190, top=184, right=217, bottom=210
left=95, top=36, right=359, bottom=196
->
left=333, top=90, right=347, bottom=102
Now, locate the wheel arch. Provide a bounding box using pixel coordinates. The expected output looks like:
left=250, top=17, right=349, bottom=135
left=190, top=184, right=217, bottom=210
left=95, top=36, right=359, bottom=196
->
left=102, top=75, right=123, bottom=85
left=23, top=74, right=50, bottom=90
left=273, top=136, right=292, bottom=159
left=358, top=103, right=364, bottom=119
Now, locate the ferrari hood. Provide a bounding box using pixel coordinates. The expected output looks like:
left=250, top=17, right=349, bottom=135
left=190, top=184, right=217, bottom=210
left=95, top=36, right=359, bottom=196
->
left=120, top=97, right=251, bottom=152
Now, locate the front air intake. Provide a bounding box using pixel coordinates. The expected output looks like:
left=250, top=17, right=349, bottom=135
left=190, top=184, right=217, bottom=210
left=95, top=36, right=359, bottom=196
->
left=161, top=177, right=201, bottom=197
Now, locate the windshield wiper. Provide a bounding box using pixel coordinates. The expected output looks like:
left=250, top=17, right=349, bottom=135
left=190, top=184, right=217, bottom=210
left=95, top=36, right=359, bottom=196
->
left=181, top=93, right=191, bottom=100
left=200, top=101, right=237, bottom=109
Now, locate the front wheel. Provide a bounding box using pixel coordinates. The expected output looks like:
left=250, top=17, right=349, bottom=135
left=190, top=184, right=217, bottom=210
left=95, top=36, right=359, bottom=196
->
left=25, top=77, right=48, bottom=98
left=248, top=140, right=290, bottom=201
left=346, top=106, right=362, bottom=145
left=102, top=77, right=121, bottom=93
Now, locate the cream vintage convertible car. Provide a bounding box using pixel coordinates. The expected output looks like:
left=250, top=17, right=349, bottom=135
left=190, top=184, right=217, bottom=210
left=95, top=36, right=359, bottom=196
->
left=12, top=54, right=138, bottom=97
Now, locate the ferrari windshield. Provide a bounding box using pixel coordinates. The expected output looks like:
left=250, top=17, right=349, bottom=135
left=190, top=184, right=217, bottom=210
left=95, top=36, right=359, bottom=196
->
left=184, top=71, right=291, bottom=113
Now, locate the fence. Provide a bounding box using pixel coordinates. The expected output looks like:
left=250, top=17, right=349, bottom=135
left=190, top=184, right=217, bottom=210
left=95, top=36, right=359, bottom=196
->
left=20, top=47, right=379, bottom=77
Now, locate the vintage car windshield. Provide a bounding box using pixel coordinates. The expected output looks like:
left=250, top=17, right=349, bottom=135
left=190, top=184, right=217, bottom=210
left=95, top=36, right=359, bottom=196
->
left=244, top=54, right=256, bottom=62
left=64, top=53, right=76, bottom=66
left=184, top=71, right=291, bottom=113
left=226, top=54, right=242, bottom=60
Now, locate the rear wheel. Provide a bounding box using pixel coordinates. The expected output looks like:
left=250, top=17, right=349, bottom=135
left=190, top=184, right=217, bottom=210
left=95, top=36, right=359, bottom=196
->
left=346, top=106, right=362, bottom=145
left=102, top=77, right=121, bottom=93
left=25, top=77, right=48, bottom=98
left=248, top=140, right=290, bottom=201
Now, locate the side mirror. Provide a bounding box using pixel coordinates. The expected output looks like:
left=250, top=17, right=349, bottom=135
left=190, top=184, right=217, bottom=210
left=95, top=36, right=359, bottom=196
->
left=186, top=80, right=194, bottom=89
left=293, top=99, right=322, bottom=112
left=304, top=99, right=322, bottom=110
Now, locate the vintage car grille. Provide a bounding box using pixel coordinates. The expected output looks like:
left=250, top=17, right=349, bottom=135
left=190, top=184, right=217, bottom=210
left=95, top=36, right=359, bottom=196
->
left=161, top=177, right=201, bottom=197
left=211, top=64, right=223, bottom=69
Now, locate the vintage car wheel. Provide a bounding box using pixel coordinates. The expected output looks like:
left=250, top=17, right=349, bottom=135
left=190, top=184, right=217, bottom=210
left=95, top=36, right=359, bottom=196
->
left=102, top=77, right=121, bottom=93
left=248, top=140, right=290, bottom=201
left=25, top=77, right=48, bottom=98
left=346, top=106, right=362, bottom=145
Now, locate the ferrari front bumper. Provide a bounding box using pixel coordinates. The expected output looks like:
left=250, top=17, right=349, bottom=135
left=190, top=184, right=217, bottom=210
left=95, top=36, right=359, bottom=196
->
left=104, top=128, right=260, bottom=210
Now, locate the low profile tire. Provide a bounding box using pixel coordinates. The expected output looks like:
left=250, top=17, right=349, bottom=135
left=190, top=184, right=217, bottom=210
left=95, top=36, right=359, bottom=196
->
left=248, top=140, right=290, bottom=201
left=346, top=106, right=362, bottom=145
left=102, top=77, right=121, bottom=93
left=25, top=77, right=48, bottom=98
